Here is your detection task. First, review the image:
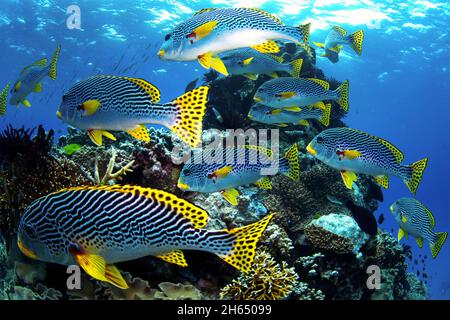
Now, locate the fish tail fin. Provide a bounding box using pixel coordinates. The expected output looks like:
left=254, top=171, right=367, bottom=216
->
left=211, top=214, right=273, bottom=273
left=170, top=86, right=209, bottom=147
left=431, top=232, right=447, bottom=259
left=0, top=83, right=10, bottom=116
left=346, top=30, right=364, bottom=55
left=288, top=58, right=303, bottom=78
left=402, top=158, right=428, bottom=195
left=318, top=102, right=331, bottom=126
left=282, top=143, right=300, bottom=181
left=49, top=45, right=61, bottom=80
left=334, top=80, right=349, bottom=112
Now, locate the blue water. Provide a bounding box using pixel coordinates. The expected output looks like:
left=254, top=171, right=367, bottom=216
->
left=1, top=0, right=449, bottom=299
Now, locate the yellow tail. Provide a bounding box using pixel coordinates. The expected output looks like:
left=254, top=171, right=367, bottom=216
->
left=431, top=232, right=447, bottom=259
left=335, top=80, right=349, bottom=112
left=289, top=58, right=303, bottom=78
left=49, top=45, right=60, bottom=80
left=283, top=143, right=300, bottom=181
left=404, top=158, right=428, bottom=195
left=347, top=30, right=364, bottom=56
left=170, top=86, right=209, bottom=148
left=216, top=214, right=273, bottom=273
left=318, top=103, right=331, bottom=127
left=0, top=83, right=9, bottom=116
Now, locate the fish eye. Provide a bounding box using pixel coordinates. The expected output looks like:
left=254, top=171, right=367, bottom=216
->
left=317, top=136, right=324, bottom=144
left=23, top=224, right=37, bottom=239
left=184, top=168, right=191, bottom=176
left=164, top=33, right=171, bottom=41
left=62, top=95, right=67, bottom=102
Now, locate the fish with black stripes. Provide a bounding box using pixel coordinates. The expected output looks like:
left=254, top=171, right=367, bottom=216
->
left=391, top=198, right=447, bottom=259
left=56, top=75, right=209, bottom=147
left=9, top=45, right=60, bottom=108
left=248, top=101, right=331, bottom=127
left=178, top=144, right=300, bottom=205
left=219, top=48, right=303, bottom=80
left=313, top=26, right=364, bottom=63
left=17, top=185, right=273, bottom=289
left=158, top=8, right=311, bottom=75
left=254, top=77, right=349, bottom=112
left=307, top=127, right=428, bottom=195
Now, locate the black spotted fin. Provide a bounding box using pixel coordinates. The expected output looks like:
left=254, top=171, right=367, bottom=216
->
left=0, top=83, right=9, bottom=116
left=126, top=125, right=150, bottom=143
left=156, top=250, right=188, bottom=267
left=255, top=176, right=272, bottom=189
left=251, top=40, right=280, bottom=54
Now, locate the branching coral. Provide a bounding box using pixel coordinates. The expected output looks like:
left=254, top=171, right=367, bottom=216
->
left=220, top=250, right=298, bottom=300
left=80, top=148, right=134, bottom=185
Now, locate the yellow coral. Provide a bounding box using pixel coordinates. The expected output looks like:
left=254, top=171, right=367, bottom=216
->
left=220, top=250, right=298, bottom=300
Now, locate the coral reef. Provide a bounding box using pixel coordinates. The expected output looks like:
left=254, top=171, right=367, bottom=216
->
left=220, top=250, right=298, bottom=300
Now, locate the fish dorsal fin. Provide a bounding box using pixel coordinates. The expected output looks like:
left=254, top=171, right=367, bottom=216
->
left=241, top=145, right=273, bottom=158
left=66, top=185, right=209, bottom=229
left=307, top=78, right=330, bottom=90
left=424, top=206, right=435, bottom=229
left=124, top=77, right=161, bottom=103
left=21, top=58, right=48, bottom=74
left=266, top=54, right=284, bottom=63
left=156, top=250, right=188, bottom=267
left=332, top=26, right=347, bottom=36
left=193, top=8, right=217, bottom=16
left=350, top=129, right=404, bottom=164
left=246, top=8, right=283, bottom=24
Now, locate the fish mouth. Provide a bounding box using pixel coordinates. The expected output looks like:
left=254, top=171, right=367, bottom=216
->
left=248, top=113, right=253, bottom=120
left=177, top=181, right=190, bottom=190
left=17, top=237, right=38, bottom=260
left=253, top=96, right=262, bottom=102
left=157, top=49, right=165, bottom=58
left=306, top=143, right=316, bottom=157
left=390, top=205, right=394, bottom=213
left=56, top=110, right=62, bottom=120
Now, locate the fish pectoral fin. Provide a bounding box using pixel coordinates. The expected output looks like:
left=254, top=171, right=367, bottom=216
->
left=416, top=238, right=423, bottom=249
left=242, top=57, right=254, bottom=65
left=126, top=125, right=150, bottom=143
left=255, top=177, right=272, bottom=190
left=82, top=99, right=101, bottom=116
left=73, top=252, right=108, bottom=282
left=283, top=106, right=302, bottom=112
left=189, top=20, right=218, bottom=41
left=87, top=129, right=116, bottom=146
left=221, top=188, right=239, bottom=206
left=276, top=91, right=297, bottom=100
left=271, top=108, right=283, bottom=115
left=269, top=72, right=279, bottom=78
left=33, top=82, right=42, bottom=92
left=251, top=40, right=280, bottom=53
left=242, top=73, right=258, bottom=80
left=198, top=52, right=228, bottom=76
left=312, top=41, right=325, bottom=48
left=298, top=119, right=309, bottom=126
left=276, top=123, right=289, bottom=127
left=340, top=150, right=362, bottom=160
left=212, top=166, right=233, bottom=179
left=22, top=99, right=31, bottom=107
left=340, top=170, right=357, bottom=189
left=156, top=250, right=188, bottom=267
left=105, top=264, right=129, bottom=289
left=398, top=228, right=408, bottom=241
left=374, top=175, right=389, bottom=189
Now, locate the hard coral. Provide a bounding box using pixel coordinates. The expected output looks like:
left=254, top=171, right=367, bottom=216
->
left=220, top=250, right=298, bottom=300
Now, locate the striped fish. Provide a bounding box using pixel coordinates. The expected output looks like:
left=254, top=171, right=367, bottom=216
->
left=17, top=185, right=273, bottom=289
left=9, top=45, right=60, bottom=108
left=219, top=48, right=303, bottom=79
left=248, top=102, right=331, bottom=127
left=57, top=75, right=209, bottom=147
left=0, top=83, right=9, bottom=116
left=254, top=77, right=349, bottom=112
left=313, top=26, right=364, bottom=63
left=158, top=8, right=310, bottom=75
left=307, top=127, right=428, bottom=195
left=390, top=198, right=447, bottom=259
left=178, top=144, right=300, bottom=205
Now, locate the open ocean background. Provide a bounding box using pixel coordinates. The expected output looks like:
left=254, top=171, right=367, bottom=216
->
left=0, top=0, right=449, bottom=299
